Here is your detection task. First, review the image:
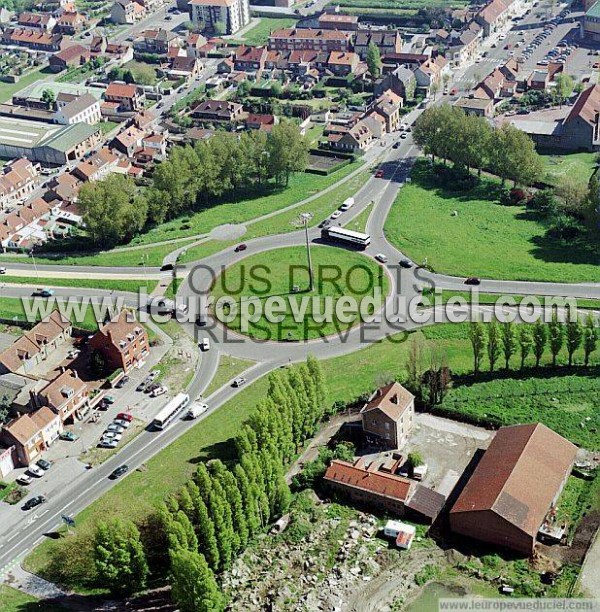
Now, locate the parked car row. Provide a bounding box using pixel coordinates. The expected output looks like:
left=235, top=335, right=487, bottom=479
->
left=98, top=412, right=133, bottom=449
left=136, top=370, right=161, bottom=393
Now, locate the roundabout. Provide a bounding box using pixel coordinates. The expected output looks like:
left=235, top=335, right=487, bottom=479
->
left=209, top=246, right=390, bottom=341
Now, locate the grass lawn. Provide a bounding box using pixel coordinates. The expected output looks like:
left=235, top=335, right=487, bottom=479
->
left=99, top=120, right=120, bottom=135
left=210, top=245, right=389, bottom=340
left=2, top=276, right=157, bottom=293
left=240, top=17, right=298, bottom=46
left=0, top=297, right=100, bottom=331
left=0, top=66, right=52, bottom=104
left=0, top=241, right=195, bottom=268
left=384, top=161, right=600, bottom=283
left=178, top=164, right=368, bottom=265
left=429, top=290, right=600, bottom=310
left=0, top=585, right=65, bottom=612
left=24, top=320, right=600, bottom=589
left=344, top=201, right=373, bottom=233
left=541, top=151, right=597, bottom=187
left=204, top=354, right=255, bottom=397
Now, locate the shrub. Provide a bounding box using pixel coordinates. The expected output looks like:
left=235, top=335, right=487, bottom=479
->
left=547, top=214, right=583, bottom=240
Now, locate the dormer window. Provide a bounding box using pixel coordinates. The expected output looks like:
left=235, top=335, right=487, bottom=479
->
left=61, top=385, right=74, bottom=398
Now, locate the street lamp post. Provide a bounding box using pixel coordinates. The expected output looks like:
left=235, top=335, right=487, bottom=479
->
left=300, top=213, right=314, bottom=292
left=30, top=250, right=39, bottom=281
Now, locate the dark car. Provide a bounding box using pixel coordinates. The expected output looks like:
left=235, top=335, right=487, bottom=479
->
left=234, top=244, right=247, bottom=252
left=36, top=459, right=52, bottom=471
left=115, top=375, right=130, bottom=389
left=22, top=495, right=46, bottom=511
left=465, top=277, right=481, bottom=285
left=319, top=219, right=331, bottom=229
left=195, top=314, right=207, bottom=327
left=393, top=142, right=401, bottom=149
left=399, top=259, right=413, bottom=269
left=136, top=381, right=147, bottom=392
left=160, top=263, right=174, bottom=272
left=109, top=465, right=129, bottom=480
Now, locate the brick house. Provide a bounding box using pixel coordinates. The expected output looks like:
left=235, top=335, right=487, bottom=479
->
left=89, top=310, right=149, bottom=375
left=191, top=99, right=244, bottom=124
left=55, top=11, right=86, bottom=34
left=373, top=89, right=403, bottom=132
left=268, top=28, right=351, bottom=53
left=2, top=28, right=63, bottom=51
left=327, top=51, right=359, bottom=76
left=48, top=44, right=91, bottom=72
left=0, top=311, right=72, bottom=375
left=31, top=368, right=89, bottom=423
left=1, top=407, right=62, bottom=466
left=450, top=423, right=577, bottom=555
left=234, top=45, right=267, bottom=73
left=133, top=28, right=180, bottom=57
left=0, top=158, right=38, bottom=210
left=111, top=0, right=145, bottom=24
left=324, top=456, right=446, bottom=523
left=318, top=13, right=358, bottom=31
left=361, top=382, right=415, bottom=449
left=329, top=119, right=373, bottom=154
left=354, top=30, right=402, bottom=60
left=104, top=82, right=144, bottom=112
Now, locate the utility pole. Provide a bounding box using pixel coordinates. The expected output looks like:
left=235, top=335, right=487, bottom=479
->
left=30, top=250, right=39, bottom=281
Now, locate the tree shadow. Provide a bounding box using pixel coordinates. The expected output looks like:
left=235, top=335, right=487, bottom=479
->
left=187, top=438, right=238, bottom=465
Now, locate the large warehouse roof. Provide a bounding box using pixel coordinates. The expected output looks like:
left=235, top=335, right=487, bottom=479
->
left=0, top=116, right=61, bottom=149
left=450, top=423, right=577, bottom=538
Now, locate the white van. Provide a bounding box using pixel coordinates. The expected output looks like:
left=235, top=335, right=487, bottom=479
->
left=187, top=402, right=208, bottom=419
left=340, top=197, right=355, bottom=211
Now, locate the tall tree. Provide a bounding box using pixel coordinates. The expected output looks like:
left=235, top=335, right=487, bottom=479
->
left=487, top=320, right=501, bottom=372
left=583, top=313, right=598, bottom=366
left=366, top=42, right=382, bottom=79
left=548, top=313, right=564, bottom=366
left=78, top=175, right=148, bottom=246
left=469, top=322, right=487, bottom=375
left=532, top=319, right=547, bottom=367
left=518, top=325, right=533, bottom=369
left=565, top=314, right=583, bottom=366
left=93, top=519, right=148, bottom=595
left=170, top=549, right=225, bottom=612
left=500, top=321, right=517, bottom=369
left=553, top=73, right=574, bottom=107
left=267, top=121, right=308, bottom=186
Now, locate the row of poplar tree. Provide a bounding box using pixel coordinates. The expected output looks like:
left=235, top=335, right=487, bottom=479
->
left=90, top=357, right=327, bottom=608
left=468, top=314, right=598, bottom=374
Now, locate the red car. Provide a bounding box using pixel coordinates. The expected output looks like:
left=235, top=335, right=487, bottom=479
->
left=450, top=87, right=458, bottom=95
left=116, top=412, right=133, bottom=422
left=234, top=244, right=247, bottom=252
left=375, top=170, right=384, bottom=178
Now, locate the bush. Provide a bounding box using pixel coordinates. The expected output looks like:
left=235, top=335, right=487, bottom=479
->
left=547, top=214, right=583, bottom=240
left=527, top=189, right=558, bottom=215
left=500, top=188, right=529, bottom=206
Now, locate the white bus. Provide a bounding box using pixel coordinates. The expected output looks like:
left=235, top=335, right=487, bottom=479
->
left=152, top=393, right=190, bottom=430
left=321, top=226, right=371, bottom=249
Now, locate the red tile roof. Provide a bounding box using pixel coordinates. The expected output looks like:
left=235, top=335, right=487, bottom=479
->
left=450, top=423, right=577, bottom=538
left=361, top=382, right=413, bottom=421
left=324, top=458, right=412, bottom=502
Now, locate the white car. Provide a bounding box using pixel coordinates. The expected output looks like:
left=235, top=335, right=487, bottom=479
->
left=17, top=474, right=32, bottom=485
left=375, top=253, right=388, bottom=264
left=99, top=439, right=119, bottom=449
left=106, top=423, right=125, bottom=434
left=330, top=210, right=342, bottom=219
left=199, top=338, right=210, bottom=351
left=150, top=385, right=168, bottom=398
left=187, top=402, right=208, bottom=419
left=102, top=432, right=122, bottom=442
left=67, top=349, right=80, bottom=359
left=113, top=419, right=131, bottom=429
left=0, top=266, right=6, bottom=274
left=27, top=465, right=44, bottom=478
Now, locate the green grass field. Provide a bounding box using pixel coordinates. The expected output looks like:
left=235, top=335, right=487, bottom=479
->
left=2, top=276, right=156, bottom=293
left=0, top=585, right=65, bottom=612
left=344, top=202, right=373, bottom=233
left=204, top=354, right=255, bottom=397
left=0, top=66, right=52, bottom=104
left=178, top=166, right=369, bottom=265
left=384, top=162, right=600, bottom=283
left=210, top=246, right=389, bottom=340
left=541, top=151, right=597, bottom=187
left=24, top=319, right=600, bottom=590
left=240, top=17, right=298, bottom=46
